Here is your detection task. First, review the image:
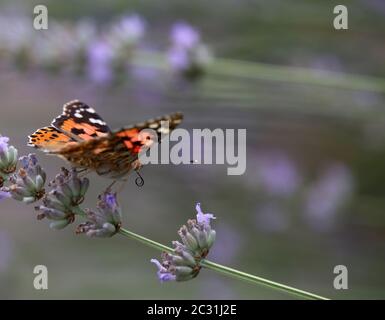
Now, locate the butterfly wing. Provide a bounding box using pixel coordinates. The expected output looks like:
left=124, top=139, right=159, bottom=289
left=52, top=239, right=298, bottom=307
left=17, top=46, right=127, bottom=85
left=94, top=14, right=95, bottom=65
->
left=55, top=112, right=183, bottom=178
left=52, top=100, right=111, bottom=141
left=28, top=126, right=78, bottom=152
left=28, top=100, right=111, bottom=153
left=115, top=112, right=184, bottom=153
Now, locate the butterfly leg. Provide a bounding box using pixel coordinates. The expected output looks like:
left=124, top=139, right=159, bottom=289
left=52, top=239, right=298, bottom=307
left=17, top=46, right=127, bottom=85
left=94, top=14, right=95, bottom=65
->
left=76, top=168, right=91, bottom=178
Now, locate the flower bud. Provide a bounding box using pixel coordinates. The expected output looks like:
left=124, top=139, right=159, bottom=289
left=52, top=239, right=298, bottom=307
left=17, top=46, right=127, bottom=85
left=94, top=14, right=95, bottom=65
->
left=35, top=167, right=89, bottom=229
left=76, top=191, right=122, bottom=237
left=5, top=154, right=45, bottom=204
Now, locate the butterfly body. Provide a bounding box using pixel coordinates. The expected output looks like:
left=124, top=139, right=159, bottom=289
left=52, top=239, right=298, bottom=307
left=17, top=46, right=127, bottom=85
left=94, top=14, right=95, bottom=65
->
left=28, top=100, right=183, bottom=179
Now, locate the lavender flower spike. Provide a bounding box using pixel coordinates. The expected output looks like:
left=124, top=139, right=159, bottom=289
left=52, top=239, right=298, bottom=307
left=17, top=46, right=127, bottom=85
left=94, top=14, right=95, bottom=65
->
left=151, top=203, right=216, bottom=282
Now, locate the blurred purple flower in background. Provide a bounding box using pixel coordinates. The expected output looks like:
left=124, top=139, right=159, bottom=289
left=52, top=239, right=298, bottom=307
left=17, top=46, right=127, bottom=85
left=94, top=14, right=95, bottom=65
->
left=304, top=163, right=354, bottom=230
left=310, top=54, right=343, bottom=74
left=107, top=14, right=146, bottom=59
left=171, top=22, right=200, bottom=49
left=0, top=16, right=34, bottom=66
left=168, top=22, right=212, bottom=79
left=257, top=152, right=301, bottom=196
left=168, top=47, right=190, bottom=71
left=119, top=14, right=146, bottom=41
left=210, top=223, right=242, bottom=265
left=87, top=40, right=114, bottom=84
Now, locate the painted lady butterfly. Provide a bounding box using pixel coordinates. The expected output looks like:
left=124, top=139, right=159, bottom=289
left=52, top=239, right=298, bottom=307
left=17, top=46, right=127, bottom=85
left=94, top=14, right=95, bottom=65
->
left=28, top=100, right=183, bottom=180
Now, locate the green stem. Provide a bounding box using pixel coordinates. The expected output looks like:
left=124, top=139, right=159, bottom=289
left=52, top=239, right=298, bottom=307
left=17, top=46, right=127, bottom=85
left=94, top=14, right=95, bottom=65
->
left=200, top=259, right=328, bottom=300
left=118, top=227, right=329, bottom=300
left=133, top=51, right=385, bottom=93
left=211, top=58, right=385, bottom=93
left=119, top=228, right=173, bottom=253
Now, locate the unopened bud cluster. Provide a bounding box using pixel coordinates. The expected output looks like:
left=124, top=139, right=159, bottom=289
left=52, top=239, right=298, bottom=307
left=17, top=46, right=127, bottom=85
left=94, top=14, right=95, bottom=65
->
left=35, top=168, right=89, bottom=229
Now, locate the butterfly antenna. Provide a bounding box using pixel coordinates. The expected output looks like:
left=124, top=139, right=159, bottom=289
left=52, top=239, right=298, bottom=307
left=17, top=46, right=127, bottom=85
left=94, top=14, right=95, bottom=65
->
left=135, top=170, right=144, bottom=187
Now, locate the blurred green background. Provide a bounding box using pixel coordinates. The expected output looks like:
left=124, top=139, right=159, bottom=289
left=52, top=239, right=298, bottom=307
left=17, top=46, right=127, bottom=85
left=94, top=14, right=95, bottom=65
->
left=1, top=0, right=385, bottom=299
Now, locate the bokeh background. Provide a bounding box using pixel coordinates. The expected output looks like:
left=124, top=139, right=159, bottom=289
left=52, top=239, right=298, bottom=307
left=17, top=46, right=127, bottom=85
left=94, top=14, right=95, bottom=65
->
left=1, top=0, right=385, bottom=299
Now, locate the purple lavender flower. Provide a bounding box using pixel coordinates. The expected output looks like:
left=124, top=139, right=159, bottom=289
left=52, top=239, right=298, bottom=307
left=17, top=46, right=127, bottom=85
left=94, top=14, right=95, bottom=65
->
left=150, top=258, right=177, bottom=282
left=195, top=202, right=216, bottom=227
left=104, top=193, right=118, bottom=211
left=87, top=40, right=114, bottom=84
left=76, top=191, right=121, bottom=237
left=151, top=203, right=216, bottom=282
left=257, top=152, right=301, bottom=196
left=304, top=164, right=353, bottom=230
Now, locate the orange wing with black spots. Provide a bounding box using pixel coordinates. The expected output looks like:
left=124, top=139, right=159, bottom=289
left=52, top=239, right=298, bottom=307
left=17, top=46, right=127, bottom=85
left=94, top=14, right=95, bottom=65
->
left=28, top=126, right=78, bottom=152
left=28, top=100, right=183, bottom=179
left=55, top=112, right=184, bottom=178
left=115, top=112, right=184, bottom=154
left=52, top=100, right=111, bottom=141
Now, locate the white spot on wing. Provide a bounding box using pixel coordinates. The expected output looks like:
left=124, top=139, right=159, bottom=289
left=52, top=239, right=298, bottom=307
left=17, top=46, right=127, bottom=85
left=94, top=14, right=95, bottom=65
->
left=86, top=107, right=96, bottom=114
left=149, top=123, right=159, bottom=129
left=89, top=118, right=106, bottom=125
